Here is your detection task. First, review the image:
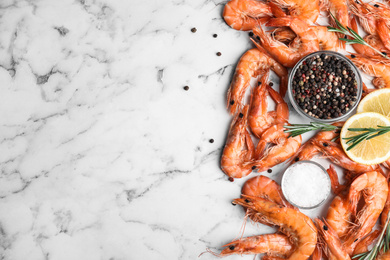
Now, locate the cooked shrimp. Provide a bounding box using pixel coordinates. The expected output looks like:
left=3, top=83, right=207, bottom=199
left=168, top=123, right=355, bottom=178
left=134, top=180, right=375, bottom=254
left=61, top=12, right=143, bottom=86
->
left=248, top=72, right=289, bottom=138
left=252, top=16, right=319, bottom=68
left=349, top=0, right=390, bottom=46
left=321, top=0, right=349, bottom=48
left=347, top=54, right=390, bottom=89
left=291, top=122, right=343, bottom=163
left=349, top=1, right=390, bottom=26
left=253, top=123, right=302, bottom=172
left=315, top=218, right=351, bottom=260
left=273, top=26, right=338, bottom=50
left=242, top=175, right=295, bottom=208
left=325, top=194, right=351, bottom=239
left=376, top=19, right=390, bottom=52
left=350, top=16, right=388, bottom=58
left=348, top=0, right=378, bottom=35
left=227, top=48, right=288, bottom=114
left=232, top=195, right=317, bottom=260
left=221, top=106, right=255, bottom=179
left=242, top=175, right=295, bottom=225
left=312, top=140, right=379, bottom=174
left=343, top=171, right=388, bottom=254
left=269, top=0, right=320, bottom=23
left=223, top=0, right=272, bottom=31
left=212, top=234, right=294, bottom=257
left=267, top=3, right=334, bottom=50
left=352, top=230, right=380, bottom=255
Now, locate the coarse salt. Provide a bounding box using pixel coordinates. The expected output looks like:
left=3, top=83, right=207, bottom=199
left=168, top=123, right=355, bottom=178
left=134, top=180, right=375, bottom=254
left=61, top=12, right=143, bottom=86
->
left=282, top=161, right=331, bottom=209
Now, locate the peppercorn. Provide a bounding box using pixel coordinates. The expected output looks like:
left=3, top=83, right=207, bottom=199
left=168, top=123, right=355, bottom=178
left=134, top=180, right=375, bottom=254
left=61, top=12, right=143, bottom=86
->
left=191, top=27, right=197, bottom=33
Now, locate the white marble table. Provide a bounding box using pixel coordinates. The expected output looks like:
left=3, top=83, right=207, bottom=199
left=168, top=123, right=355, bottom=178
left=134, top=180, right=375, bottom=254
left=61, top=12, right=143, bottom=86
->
left=0, top=1, right=373, bottom=260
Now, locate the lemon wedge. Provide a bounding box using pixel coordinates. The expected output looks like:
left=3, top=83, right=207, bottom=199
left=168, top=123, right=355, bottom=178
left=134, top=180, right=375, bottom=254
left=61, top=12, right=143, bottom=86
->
left=357, top=88, right=390, bottom=118
left=340, top=112, right=390, bottom=165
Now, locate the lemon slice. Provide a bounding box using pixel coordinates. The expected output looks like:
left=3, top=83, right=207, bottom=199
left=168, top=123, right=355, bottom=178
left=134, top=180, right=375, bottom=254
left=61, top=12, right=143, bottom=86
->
left=357, top=88, right=390, bottom=118
left=340, top=112, right=390, bottom=165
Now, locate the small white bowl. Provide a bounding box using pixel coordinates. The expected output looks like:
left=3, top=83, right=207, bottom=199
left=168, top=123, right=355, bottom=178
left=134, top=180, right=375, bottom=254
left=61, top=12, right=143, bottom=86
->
left=281, top=161, right=331, bottom=209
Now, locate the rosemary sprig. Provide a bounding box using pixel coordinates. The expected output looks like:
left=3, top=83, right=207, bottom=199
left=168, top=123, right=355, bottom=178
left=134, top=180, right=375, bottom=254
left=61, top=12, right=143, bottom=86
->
left=284, top=122, right=340, bottom=137
left=284, top=123, right=390, bottom=151
left=327, top=13, right=389, bottom=59
left=352, top=213, right=390, bottom=260
left=344, top=125, right=390, bottom=151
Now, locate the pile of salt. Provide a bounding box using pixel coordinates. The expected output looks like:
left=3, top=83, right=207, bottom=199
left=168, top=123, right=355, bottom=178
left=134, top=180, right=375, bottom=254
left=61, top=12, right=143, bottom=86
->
left=282, top=162, right=330, bottom=209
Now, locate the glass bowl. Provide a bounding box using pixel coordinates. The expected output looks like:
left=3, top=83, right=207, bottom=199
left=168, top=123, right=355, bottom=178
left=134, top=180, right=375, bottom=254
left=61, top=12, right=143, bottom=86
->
left=288, top=51, right=363, bottom=123
left=281, top=160, right=331, bottom=209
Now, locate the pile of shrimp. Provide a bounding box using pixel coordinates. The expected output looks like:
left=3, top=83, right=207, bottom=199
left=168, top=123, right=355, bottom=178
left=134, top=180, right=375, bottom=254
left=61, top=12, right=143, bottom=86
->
left=212, top=0, right=390, bottom=259
left=204, top=171, right=390, bottom=259
left=220, top=0, right=390, bottom=183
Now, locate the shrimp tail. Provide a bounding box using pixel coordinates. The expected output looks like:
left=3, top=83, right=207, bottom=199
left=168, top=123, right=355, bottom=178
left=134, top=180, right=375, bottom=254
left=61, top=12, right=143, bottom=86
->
left=311, top=242, right=323, bottom=260
left=268, top=2, right=287, bottom=18
left=326, top=164, right=345, bottom=195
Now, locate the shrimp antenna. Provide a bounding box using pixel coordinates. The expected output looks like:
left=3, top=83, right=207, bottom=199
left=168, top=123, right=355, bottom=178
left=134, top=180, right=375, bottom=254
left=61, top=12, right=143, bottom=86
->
left=198, top=248, right=223, bottom=258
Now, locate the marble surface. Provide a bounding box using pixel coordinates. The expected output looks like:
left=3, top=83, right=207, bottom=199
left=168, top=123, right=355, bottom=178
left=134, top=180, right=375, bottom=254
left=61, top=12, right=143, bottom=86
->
left=0, top=1, right=374, bottom=260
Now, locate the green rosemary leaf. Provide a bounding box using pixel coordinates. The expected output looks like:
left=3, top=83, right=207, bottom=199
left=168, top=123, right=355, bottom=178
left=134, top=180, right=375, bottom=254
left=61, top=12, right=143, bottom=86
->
left=352, top=252, right=366, bottom=259
left=343, top=132, right=369, bottom=141
left=339, top=38, right=361, bottom=44
left=347, top=127, right=377, bottom=131
left=347, top=26, right=365, bottom=41
left=327, top=27, right=343, bottom=33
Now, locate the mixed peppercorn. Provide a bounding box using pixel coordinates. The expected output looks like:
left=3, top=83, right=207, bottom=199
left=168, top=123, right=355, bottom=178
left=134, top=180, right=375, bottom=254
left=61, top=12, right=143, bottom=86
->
left=291, top=53, right=359, bottom=120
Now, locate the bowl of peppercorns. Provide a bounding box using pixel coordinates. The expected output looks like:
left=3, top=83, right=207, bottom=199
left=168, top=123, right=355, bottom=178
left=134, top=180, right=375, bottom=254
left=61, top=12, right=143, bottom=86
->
left=288, top=51, right=362, bottom=122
